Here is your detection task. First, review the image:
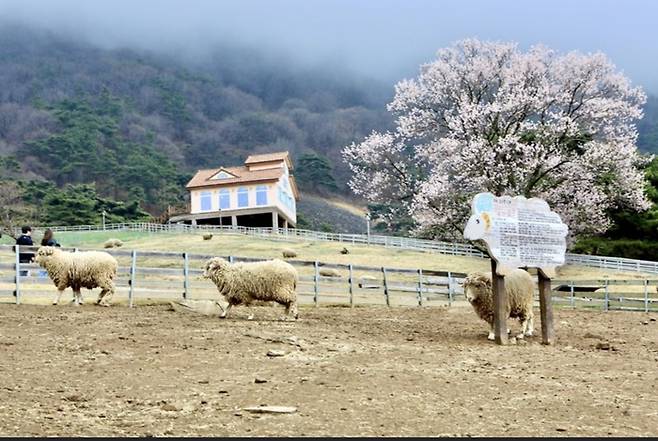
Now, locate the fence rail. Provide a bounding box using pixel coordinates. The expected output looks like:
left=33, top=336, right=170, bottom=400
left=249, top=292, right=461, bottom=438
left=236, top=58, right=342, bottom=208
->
left=1, top=244, right=657, bottom=312
left=10, top=221, right=658, bottom=274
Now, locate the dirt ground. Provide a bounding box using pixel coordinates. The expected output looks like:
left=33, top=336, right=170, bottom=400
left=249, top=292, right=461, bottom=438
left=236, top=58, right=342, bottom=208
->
left=0, top=302, right=657, bottom=437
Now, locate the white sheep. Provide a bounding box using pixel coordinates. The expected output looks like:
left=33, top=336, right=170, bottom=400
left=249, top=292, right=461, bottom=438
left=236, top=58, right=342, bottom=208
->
left=34, top=246, right=119, bottom=306
left=104, top=238, right=123, bottom=249
left=281, top=248, right=297, bottom=258
left=462, top=268, right=535, bottom=340
left=202, top=257, right=299, bottom=320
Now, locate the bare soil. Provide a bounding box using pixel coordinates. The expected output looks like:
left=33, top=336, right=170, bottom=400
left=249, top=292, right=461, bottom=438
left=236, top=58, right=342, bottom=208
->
left=0, top=303, right=657, bottom=437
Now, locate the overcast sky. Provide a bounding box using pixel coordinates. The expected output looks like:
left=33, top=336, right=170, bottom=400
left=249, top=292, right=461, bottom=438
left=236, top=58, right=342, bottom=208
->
left=2, top=0, right=657, bottom=92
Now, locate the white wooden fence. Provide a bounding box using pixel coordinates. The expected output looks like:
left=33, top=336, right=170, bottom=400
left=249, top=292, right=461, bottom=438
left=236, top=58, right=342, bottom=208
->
left=0, top=244, right=466, bottom=308
left=1, top=244, right=657, bottom=312
left=23, top=221, right=658, bottom=274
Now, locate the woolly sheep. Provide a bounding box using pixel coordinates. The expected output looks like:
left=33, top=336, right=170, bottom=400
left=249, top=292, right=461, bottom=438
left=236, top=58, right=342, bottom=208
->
left=340, top=247, right=349, bottom=255
left=202, top=257, right=299, bottom=320
left=103, top=238, right=123, bottom=249
left=319, top=267, right=341, bottom=278
left=462, top=269, right=535, bottom=340
left=281, top=248, right=297, bottom=258
left=203, top=233, right=213, bottom=240
left=34, top=246, right=118, bottom=306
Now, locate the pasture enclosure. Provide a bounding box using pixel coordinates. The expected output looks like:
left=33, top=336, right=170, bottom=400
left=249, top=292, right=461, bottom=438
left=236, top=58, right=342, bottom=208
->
left=1, top=244, right=658, bottom=312
left=14, top=221, right=658, bottom=275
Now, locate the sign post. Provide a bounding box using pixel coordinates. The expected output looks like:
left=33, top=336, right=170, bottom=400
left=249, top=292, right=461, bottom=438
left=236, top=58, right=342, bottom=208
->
left=464, top=193, right=568, bottom=345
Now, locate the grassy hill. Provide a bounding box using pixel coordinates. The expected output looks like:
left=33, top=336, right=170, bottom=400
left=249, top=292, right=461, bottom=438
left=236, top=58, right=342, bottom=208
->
left=297, top=194, right=368, bottom=233
left=4, top=229, right=656, bottom=283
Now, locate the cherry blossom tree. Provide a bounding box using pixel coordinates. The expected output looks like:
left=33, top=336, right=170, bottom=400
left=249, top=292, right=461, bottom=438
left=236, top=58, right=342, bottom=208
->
left=343, top=39, right=650, bottom=242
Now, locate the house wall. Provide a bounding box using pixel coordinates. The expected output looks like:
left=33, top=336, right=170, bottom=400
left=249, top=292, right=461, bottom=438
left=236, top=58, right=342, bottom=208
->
left=188, top=160, right=296, bottom=224
left=190, top=181, right=295, bottom=220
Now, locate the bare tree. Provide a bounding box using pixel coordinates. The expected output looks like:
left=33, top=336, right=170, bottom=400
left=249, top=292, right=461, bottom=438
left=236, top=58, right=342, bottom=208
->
left=0, top=181, right=33, bottom=239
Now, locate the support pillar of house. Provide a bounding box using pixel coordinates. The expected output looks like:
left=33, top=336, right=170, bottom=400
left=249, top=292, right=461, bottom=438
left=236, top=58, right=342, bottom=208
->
left=231, top=215, right=237, bottom=229
left=272, top=211, right=279, bottom=232
left=282, top=219, right=288, bottom=229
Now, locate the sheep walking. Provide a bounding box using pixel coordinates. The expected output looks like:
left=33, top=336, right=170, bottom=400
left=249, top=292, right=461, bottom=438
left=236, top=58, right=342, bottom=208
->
left=202, top=257, right=299, bottom=320
left=462, top=269, right=535, bottom=340
left=34, top=246, right=118, bottom=306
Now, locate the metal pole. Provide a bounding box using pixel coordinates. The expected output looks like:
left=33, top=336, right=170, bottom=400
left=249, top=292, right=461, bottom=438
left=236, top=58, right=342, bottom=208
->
left=183, top=252, right=189, bottom=299
left=348, top=264, right=354, bottom=308
left=14, top=245, right=20, bottom=305
left=570, top=280, right=575, bottom=309
left=604, top=280, right=609, bottom=311
left=644, top=280, right=649, bottom=313
left=417, top=269, right=423, bottom=307
left=128, top=250, right=137, bottom=308
left=314, top=261, right=319, bottom=307
left=447, top=271, right=453, bottom=307
left=382, top=267, right=389, bottom=307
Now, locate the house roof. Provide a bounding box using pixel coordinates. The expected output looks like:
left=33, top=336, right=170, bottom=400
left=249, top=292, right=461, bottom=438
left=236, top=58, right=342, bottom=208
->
left=245, top=151, right=293, bottom=170
left=186, top=165, right=284, bottom=189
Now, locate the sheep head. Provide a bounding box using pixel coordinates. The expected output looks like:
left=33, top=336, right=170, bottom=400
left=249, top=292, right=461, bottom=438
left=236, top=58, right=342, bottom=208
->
left=34, top=246, right=59, bottom=267
left=463, top=212, right=491, bottom=241
left=202, top=257, right=229, bottom=279
left=462, top=272, right=491, bottom=302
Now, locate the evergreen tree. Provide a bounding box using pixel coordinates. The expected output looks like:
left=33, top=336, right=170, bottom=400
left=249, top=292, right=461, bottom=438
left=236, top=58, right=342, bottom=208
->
left=295, top=152, right=338, bottom=193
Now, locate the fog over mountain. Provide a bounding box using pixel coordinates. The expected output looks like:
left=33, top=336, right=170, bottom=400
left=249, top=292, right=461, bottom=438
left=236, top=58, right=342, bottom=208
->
left=2, top=0, right=657, bottom=92
left=1, top=0, right=657, bottom=235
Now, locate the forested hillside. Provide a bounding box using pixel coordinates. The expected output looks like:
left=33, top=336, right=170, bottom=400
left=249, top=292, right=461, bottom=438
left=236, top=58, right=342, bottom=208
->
left=2, top=22, right=658, bottom=252
left=0, top=22, right=389, bottom=230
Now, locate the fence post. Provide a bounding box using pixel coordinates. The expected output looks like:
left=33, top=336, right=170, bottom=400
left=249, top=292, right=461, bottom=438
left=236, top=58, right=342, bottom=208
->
left=14, top=245, right=20, bottom=305
left=183, top=252, right=189, bottom=299
left=644, top=279, right=649, bottom=313
left=416, top=269, right=423, bottom=307
left=229, top=255, right=234, bottom=264
left=128, top=250, right=137, bottom=308
left=382, top=267, right=389, bottom=307
left=604, top=279, right=609, bottom=311
left=314, top=261, right=319, bottom=307
left=447, top=271, right=454, bottom=307
left=570, top=280, right=575, bottom=309
left=348, top=264, right=354, bottom=308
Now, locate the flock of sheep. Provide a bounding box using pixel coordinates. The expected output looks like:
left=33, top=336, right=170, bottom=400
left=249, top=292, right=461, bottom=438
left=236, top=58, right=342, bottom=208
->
left=31, top=241, right=538, bottom=340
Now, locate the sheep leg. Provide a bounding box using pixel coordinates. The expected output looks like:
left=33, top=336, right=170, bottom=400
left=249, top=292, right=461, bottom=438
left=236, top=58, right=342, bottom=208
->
left=52, top=289, right=65, bottom=305
left=523, top=314, right=535, bottom=337
left=96, top=289, right=111, bottom=307
left=74, top=289, right=84, bottom=306
left=487, top=324, right=495, bottom=341
left=283, top=301, right=299, bottom=320
left=219, top=303, right=232, bottom=319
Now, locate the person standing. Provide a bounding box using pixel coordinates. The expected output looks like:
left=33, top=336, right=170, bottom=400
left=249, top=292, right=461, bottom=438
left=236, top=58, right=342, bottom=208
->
left=15, top=226, right=34, bottom=277
left=40, top=229, right=61, bottom=248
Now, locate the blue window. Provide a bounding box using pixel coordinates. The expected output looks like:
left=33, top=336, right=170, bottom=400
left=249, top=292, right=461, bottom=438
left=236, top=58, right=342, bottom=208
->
left=238, top=187, right=249, bottom=207
left=256, top=185, right=268, bottom=206
left=219, top=189, right=230, bottom=209
left=200, top=191, right=212, bottom=211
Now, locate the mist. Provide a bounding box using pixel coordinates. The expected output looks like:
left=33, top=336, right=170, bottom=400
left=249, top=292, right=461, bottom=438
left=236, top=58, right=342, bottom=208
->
left=1, top=0, right=657, bottom=92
